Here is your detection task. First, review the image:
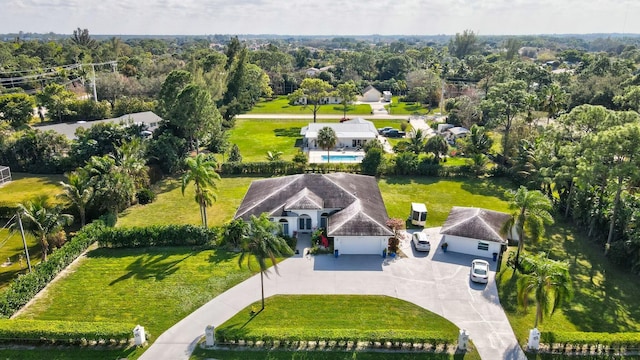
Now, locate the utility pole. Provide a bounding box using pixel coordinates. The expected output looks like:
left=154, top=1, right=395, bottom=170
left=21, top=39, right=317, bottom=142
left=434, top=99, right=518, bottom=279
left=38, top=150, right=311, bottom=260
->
left=91, top=64, right=98, bottom=102
left=16, top=212, right=32, bottom=273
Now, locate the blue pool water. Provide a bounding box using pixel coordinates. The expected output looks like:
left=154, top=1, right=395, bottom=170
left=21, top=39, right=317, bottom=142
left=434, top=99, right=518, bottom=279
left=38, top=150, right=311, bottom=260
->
left=321, top=154, right=364, bottom=162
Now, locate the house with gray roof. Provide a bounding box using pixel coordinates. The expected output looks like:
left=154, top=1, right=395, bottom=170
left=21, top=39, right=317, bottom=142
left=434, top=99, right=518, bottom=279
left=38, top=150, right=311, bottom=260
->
left=234, top=173, right=394, bottom=255
left=440, top=207, right=517, bottom=258
left=34, top=111, right=162, bottom=139
left=301, top=118, right=378, bottom=150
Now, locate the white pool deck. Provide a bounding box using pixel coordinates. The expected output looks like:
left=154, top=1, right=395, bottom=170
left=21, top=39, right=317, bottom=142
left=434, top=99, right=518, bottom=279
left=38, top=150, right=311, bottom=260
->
left=307, top=149, right=365, bottom=163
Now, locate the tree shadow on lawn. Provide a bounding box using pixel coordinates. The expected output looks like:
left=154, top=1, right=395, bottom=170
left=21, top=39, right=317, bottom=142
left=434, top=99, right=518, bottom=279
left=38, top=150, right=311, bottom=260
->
left=273, top=127, right=301, bottom=137
left=87, top=248, right=195, bottom=286
left=459, top=178, right=513, bottom=200
left=535, top=220, right=640, bottom=333
left=207, top=249, right=238, bottom=265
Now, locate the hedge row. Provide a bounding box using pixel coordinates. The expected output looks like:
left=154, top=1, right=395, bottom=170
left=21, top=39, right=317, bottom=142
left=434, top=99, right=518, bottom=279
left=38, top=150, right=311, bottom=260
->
left=0, top=319, right=134, bottom=344
left=216, top=328, right=455, bottom=345
left=97, top=224, right=219, bottom=248
left=0, top=221, right=104, bottom=318
left=541, top=331, right=640, bottom=348
left=220, top=161, right=305, bottom=175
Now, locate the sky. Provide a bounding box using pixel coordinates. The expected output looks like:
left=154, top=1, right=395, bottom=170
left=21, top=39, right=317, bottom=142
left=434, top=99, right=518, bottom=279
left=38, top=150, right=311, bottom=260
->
left=2, top=0, right=640, bottom=36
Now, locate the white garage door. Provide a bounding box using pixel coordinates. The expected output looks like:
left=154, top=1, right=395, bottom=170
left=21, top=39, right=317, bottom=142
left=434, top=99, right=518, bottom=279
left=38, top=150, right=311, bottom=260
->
left=337, top=236, right=382, bottom=255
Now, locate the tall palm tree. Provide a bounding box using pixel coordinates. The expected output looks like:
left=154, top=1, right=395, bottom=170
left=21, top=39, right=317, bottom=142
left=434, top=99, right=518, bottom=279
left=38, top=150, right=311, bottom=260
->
left=424, top=134, right=448, bottom=163
left=317, top=126, right=337, bottom=164
left=14, top=195, right=73, bottom=261
left=57, top=171, right=93, bottom=227
left=517, top=253, right=573, bottom=329
left=408, top=129, right=425, bottom=155
left=502, top=186, right=554, bottom=270
left=238, top=214, right=293, bottom=311
left=181, top=153, right=220, bottom=228
left=114, top=138, right=149, bottom=190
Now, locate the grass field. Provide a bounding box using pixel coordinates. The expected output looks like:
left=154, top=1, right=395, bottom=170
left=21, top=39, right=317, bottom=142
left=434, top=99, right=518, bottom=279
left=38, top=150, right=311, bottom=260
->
left=385, top=96, right=439, bottom=116
left=117, top=176, right=257, bottom=227
left=0, top=173, right=65, bottom=206
left=498, top=219, right=640, bottom=343
left=16, top=246, right=257, bottom=359
left=192, top=349, right=480, bottom=360
left=378, top=177, right=513, bottom=227
left=0, top=229, right=40, bottom=289
left=249, top=96, right=372, bottom=115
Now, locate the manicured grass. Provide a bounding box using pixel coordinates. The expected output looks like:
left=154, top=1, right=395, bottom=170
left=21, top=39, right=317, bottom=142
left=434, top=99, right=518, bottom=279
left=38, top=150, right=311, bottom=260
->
left=249, top=96, right=372, bottom=115
left=0, top=173, right=65, bottom=206
left=442, top=157, right=470, bottom=167
left=385, top=96, right=439, bottom=115
left=192, top=349, right=480, bottom=360
left=497, top=219, right=640, bottom=345
left=0, top=348, right=137, bottom=360
left=16, top=246, right=256, bottom=358
left=227, top=119, right=410, bottom=163
left=378, top=177, right=513, bottom=227
left=0, top=228, right=40, bottom=290
left=117, top=176, right=256, bottom=227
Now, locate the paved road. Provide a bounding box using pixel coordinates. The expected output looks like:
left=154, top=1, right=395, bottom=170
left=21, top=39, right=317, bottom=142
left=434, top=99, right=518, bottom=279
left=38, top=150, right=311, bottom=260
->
left=236, top=113, right=409, bottom=120
left=140, top=228, right=527, bottom=360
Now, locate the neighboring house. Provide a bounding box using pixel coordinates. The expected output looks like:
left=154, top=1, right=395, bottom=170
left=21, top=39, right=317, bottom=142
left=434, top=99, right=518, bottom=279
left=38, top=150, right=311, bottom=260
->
left=382, top=91, right=392, bottom=102
left=292, top=95, right=343, bottom=106
left=301, top=118, right=378, bottom=149
left=234, top=173, right=394, bottom=255
left=305, top=67, right=321, bottom=76
left=35, top=111, right=162, bottom=140
left=361, top=85, right=382, bottom=102
left=437, top=123, right=454, bottom=134
left=440, top=207, right=517, bottom=258
left=444, top=127, right=471, bottom=143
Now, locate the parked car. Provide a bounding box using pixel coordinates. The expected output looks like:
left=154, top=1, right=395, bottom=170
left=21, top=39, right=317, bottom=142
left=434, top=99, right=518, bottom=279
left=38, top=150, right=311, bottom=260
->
left=385, top=129, right=406, bottom=138
left=411, top=232, right=431, bottom=252
left=470, top=259, right=490, bottom=284
left=378, top=126, right=393, bottom=135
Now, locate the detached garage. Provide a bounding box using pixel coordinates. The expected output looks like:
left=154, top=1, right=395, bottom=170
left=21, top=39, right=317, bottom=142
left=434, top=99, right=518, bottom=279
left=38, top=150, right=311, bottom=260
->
left=440, top=207, right=513, bottom=259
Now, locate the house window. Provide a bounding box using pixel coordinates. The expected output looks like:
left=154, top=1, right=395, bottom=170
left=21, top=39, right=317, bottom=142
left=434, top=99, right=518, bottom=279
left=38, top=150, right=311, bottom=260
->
left=320, top=213, right=329, bottom=229
left=478, top=242, right=489, bottom=251
left=279, top=219, right=289, bottom=235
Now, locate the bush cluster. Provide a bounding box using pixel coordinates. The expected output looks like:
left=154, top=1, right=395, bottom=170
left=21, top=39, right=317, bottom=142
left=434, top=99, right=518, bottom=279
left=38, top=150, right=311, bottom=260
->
left=0, top=221, right=105, bottom=318
left=97, top=224, right=219, bottom=248
left=0, top=319, right=134, bottom=345
left=540, top=331, right=640, bottom=352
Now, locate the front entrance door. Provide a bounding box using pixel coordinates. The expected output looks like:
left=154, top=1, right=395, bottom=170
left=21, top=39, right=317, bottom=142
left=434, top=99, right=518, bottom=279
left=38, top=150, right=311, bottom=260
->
left=298, top=215, right=312, bottom=232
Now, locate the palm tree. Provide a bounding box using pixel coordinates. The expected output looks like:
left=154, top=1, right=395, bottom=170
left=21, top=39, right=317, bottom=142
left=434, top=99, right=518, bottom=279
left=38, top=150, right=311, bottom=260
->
left=14, top=195, right=73, bottom=261
left=266, top=150, right=283, bottom=162
left=517, top=253, right=573, bottom=329
left=408, top=129, right=425, bottom=155
left=181, top=153, right=220, bottom=228
left=238, top=214, right=293, bottom=311
left=317, top=126, right=337, bottom=164
left=57, top=171, right=93, bottom=227
left=114, top=138, right=149, bottom=190
left=502, top=186, right=554, bottom=270
left=424, top=134, right=448, bottom=163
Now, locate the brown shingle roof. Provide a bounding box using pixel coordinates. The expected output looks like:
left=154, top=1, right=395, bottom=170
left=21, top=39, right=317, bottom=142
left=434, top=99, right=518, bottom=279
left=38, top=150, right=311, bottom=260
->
left=440, top=207, right=511, bottom=243
left=235, top=173, right=393, bottom=237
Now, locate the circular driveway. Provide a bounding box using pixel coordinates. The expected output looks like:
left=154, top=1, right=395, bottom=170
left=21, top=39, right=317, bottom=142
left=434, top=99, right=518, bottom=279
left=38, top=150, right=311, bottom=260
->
left=141, top=227, right=527, bottom=360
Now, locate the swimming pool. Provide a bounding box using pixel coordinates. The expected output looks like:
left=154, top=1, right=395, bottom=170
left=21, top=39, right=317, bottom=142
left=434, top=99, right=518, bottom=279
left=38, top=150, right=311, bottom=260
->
left=320, top=154, right=364, bottom=163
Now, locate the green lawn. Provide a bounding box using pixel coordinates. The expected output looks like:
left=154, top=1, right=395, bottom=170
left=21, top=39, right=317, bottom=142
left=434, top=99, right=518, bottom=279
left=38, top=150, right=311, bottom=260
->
left=498, top=219, right=640, bottom=344
left=194, top=295, right=480, bottom=360
left=385, top=96, right=439, bottom=116
left=192, top=349, right=479, bottom=360
left=378, top=177, right=513, bottom=227
left=0, top=229, right=40, bottom=289
left=16, top=246, right=257, bottom=359
left=0, top=348, right=137, bottom=360
left=117, top=176, right=256, bottom=227
left=227, top=119, right=410, bottom=163
left=0, top=173, right=65, bottom=206
left=249, top=96, right=371, bottom=115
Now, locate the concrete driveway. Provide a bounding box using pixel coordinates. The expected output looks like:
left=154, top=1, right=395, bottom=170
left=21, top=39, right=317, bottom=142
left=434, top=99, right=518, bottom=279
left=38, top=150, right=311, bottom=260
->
left=140, top=227, right=526, bottom=360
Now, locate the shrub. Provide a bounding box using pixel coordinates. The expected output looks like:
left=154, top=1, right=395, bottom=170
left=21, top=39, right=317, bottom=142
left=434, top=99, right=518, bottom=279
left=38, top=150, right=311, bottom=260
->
left=540, top=331, right=640, bottom=350
left=0, top=319, right=134, bottom=344
left=0, top=220, right=105, bottom=318
left=97, top=224, right=219, bottom=248
left=136, top=188, right=156, bottom=205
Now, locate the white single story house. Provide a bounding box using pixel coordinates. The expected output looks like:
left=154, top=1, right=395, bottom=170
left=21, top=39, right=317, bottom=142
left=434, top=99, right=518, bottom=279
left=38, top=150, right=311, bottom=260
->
left=35, top=111, right=162, bottom=140
left=300, top=118, right=378, bottom=149
left=234, top=173, right=394, bottom=255
left=445, top=127, right=471, bottom=143
left=440, top=207, right=517, bottom=259
left=361, top=85, right=382, bottom=102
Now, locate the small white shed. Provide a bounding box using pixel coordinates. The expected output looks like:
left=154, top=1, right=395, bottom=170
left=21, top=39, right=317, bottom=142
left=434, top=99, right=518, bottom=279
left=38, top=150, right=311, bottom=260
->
left=410, top=202, right=428, bottom=227
left=0, top=166, right=11, bottom=186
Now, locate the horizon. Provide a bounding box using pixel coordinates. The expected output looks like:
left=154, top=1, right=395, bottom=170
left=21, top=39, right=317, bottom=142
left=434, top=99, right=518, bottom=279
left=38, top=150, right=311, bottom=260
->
left=2, top=0, right=639, bottom=37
